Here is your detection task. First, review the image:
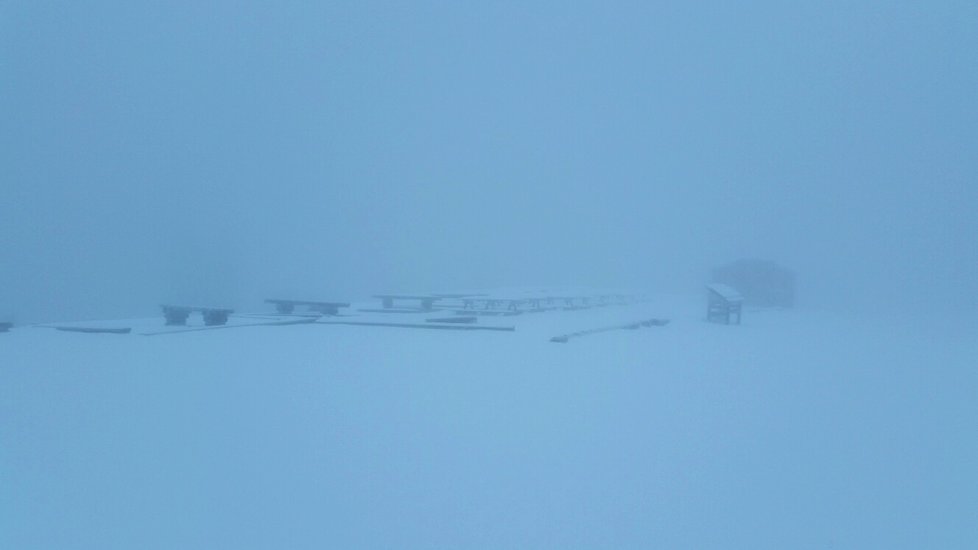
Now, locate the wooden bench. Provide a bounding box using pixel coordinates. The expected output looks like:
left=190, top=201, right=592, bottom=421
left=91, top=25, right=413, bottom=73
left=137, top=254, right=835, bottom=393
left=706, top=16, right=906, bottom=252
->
left=161, top=305, right=234, bottom=326
left=373, top=294, right=441, bottom=311
left=265, top=299, right=350, bottom=315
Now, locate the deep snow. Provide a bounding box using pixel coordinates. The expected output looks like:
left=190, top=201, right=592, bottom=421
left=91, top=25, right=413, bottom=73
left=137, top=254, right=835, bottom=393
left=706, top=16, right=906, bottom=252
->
left=1, top=294, right=976, bottom=548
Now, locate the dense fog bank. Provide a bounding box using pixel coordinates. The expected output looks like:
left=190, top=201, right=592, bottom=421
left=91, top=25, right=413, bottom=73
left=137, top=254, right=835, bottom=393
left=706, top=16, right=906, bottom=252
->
left=3, top=1, right=975, bottom=323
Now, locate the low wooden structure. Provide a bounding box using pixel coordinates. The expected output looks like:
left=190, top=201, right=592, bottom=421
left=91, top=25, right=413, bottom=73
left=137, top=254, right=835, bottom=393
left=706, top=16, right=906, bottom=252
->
left=319, top=320, right=515, bottom=332
left=546, top=296, right=598, bottom=310
left=460, top=297, right=532, bottom=312
left=161, top=305, right=234, bottom=326
left=142, top=317, right=315, bottom=336
left=706, top=284, right=743, bottom=325
left=460, top=295, right=578, bottom=313
left=425, top=315, right=478, bottom=324
left=373, top=294, right=441, bottom=311
left=55, top=326, right=132, bottom=334
left=453, top=308, right=522, bottom=317
left=265, top=299, right=350, bottom=315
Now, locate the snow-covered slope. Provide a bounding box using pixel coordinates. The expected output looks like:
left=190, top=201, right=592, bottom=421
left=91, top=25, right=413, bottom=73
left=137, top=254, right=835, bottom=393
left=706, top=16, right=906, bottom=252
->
left=1, top=294, right=975, bottom=548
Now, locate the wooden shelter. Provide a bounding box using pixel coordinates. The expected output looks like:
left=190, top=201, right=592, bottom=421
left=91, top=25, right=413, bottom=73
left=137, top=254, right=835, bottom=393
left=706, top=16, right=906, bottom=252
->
left=706, top=284, right=743, bottom=325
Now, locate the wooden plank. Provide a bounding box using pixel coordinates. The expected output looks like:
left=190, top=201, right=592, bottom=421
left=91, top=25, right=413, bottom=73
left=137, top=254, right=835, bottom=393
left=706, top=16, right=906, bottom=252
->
left=357, top=308, right=431, bottom=314
left=141, top=318, right=316, bottom=336
left=425, top=316, right=477, bottom=324
left=550, top=318, right=670, bottom=343
left=453, top=309, right=522, bottom=317
left=161, top=305, right=234, bottom=313
left=372, top=294, right=439, bottom=300
left=55, top=326, right=132, bottom=334
left=320, top=320, right=515, bottom=332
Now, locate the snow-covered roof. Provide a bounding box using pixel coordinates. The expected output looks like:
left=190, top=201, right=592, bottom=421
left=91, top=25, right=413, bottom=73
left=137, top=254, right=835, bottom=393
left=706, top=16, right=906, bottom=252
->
left=707, top=283, right=744, bottom=302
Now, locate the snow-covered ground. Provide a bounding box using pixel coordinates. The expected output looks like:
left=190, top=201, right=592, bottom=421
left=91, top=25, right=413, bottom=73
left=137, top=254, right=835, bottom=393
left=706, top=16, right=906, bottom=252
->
left=1, top=293, right=976, bottom=548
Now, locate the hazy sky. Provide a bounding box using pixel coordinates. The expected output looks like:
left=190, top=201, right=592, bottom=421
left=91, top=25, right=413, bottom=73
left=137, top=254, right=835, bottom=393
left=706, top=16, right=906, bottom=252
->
left=2, top=1, right=976, bottom=321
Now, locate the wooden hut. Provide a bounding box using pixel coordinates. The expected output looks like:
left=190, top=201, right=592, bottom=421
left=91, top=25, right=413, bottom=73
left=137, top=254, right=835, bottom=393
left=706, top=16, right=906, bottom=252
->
left=706, top=284, right=743, bottom=325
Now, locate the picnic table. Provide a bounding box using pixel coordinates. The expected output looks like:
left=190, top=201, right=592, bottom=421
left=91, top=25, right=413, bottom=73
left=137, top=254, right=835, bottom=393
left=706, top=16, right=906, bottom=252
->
left=373, top=294, right=441, bottom=311
left=265, top=299, right=350, bottom=315
left=161, top=305, right=234, bottom=326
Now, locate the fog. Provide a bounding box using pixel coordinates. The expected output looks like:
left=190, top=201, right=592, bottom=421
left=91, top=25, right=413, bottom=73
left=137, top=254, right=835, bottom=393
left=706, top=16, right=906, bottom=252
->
left=3, top=1, right=976, bottom=323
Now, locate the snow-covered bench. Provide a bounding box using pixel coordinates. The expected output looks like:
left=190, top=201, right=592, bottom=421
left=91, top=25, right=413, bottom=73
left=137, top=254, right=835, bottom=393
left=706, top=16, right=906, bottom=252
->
left=706, top=284, right=743, bottom=325
left=265, top=299, right=350, bottom=315
left=373, top=294, right=441, bottom=311
left=161, top=305, right=234, bottom=326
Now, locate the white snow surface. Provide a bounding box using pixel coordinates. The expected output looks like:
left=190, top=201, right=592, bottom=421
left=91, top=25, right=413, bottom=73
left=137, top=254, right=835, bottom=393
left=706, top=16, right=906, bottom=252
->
left=1, top=293, right=976, bottom=548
